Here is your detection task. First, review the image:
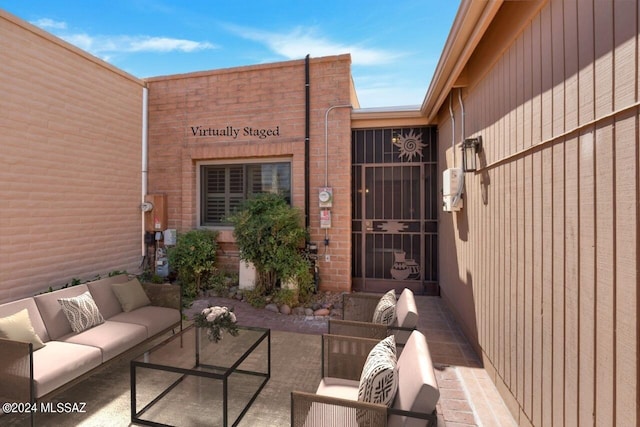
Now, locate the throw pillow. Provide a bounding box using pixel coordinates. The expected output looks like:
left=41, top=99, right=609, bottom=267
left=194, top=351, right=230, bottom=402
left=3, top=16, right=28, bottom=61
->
left=111, top=279, right=151, bottom=312
left=0, top=309, right=45, bottom=350
left=58, top=291, right=105, bottom=333
left=357, top=335, right=398, bottom=425
left=372, top=290, right=396, bottom=325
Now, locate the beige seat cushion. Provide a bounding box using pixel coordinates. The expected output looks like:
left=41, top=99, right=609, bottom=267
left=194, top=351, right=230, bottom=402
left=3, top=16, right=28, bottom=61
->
left=109, top=306, right=180, bottom=337
left=32, top=341, right=102, bottom=398
left=59, top=320, right=147, bottom=362
left=316, top=377, right=360, bottom=400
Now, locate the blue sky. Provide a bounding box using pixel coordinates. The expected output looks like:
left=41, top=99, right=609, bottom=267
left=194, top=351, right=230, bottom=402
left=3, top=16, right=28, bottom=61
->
left=1, top=0, right=460, bottom=108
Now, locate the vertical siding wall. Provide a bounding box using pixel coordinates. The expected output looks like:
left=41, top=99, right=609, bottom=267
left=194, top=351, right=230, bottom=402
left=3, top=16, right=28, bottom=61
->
left=438, top=1, right=638, bottom=426
left=146, top=56, right=353, bottom=292
left=0, top=12, right=145, bottom=303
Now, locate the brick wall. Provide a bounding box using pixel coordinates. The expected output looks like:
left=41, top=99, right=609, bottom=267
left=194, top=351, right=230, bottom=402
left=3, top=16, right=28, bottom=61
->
left=146, top=55, right=355, bottom=292
left=0, top=11, right=145, bottom=303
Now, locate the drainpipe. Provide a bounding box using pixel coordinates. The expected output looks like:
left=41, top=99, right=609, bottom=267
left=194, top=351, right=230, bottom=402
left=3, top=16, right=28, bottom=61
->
left=141, top=86, right=149, bottom=256
left=304, top=55, right=310, bottom=229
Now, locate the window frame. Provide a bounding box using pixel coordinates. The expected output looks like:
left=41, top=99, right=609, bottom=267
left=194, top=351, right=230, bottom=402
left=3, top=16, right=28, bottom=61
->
left=196, top=157, right=293, bottom=229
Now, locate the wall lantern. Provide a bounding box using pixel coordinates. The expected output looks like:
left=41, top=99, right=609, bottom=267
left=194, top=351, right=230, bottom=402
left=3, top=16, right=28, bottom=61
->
left=461, top=136, right=482, bottom=172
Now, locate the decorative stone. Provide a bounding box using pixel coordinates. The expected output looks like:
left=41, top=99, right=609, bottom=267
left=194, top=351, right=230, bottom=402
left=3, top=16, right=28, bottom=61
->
left=304, top=308, right=314, bottom=316
left=265, top=303, right=279, bottom=313
left=293, top=307, right=306, bottom=316
left=280, top=304, right=291, bottom=315
left=313, top=308, right=330, bottom=316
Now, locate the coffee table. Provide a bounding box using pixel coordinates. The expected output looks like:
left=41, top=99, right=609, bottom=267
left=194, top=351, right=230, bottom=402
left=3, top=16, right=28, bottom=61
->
left=131, top=324, right=270, bottom=427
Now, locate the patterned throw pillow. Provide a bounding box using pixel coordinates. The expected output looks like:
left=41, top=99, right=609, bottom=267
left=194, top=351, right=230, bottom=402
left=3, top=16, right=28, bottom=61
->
left=58, top=291, right=105, bottom=333
left=357, top=335, right=398, bottom=425
left=372, top=290, right=396, bottom=325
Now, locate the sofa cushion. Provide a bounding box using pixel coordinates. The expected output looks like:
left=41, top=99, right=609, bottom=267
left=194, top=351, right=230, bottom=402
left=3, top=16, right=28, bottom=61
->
left=393, top=288, right=418, bottom=345
left=0, top=308, right=46, bottom=350
left=316, top=377, right=360, bottom=400
left=357, top=335, right=398, bottom=424
left=58, top=291, right=105, bottom=333
left=0, top=297, right=50, bottom=342
left=109, top=306, right=180, bottom=337
left=372, top=290, right=396, bottom=325
left=111, top=278, right=151, bottom=312
left=86, top=275, right=130, bottom=319
left=32, top=341, right=102, bottom=398
left=34, top=285, right=90, bottom=340
left=388, top=331, right=440, bottom=427
left=60, top=320, right=148, bottom=362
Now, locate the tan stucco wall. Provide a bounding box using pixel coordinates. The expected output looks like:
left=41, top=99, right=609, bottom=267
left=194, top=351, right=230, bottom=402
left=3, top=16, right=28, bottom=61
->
left=0, top=11, right=145, bottom=303
left=437, top=1, right=639, bottom=426
left=145, top=55, right=354, bottom=292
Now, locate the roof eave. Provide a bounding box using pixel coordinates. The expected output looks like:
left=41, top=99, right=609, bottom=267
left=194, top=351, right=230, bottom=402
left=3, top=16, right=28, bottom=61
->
left=421, top=0, right=504, bottom=122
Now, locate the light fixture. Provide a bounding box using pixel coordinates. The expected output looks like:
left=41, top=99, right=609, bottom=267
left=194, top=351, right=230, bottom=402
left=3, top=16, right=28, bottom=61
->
left=461, top=136, right=482, bottom=172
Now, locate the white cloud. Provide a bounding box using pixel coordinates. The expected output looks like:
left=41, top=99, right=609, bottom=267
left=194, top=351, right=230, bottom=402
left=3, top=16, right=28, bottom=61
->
left=226, top=25, right=401, bottom=66
left=32, top=18, right=215, bottom=56
left=32, top=18, right=67, bottom=30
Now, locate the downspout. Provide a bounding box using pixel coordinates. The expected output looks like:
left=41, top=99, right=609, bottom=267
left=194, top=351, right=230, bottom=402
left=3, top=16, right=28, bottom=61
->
left=304, top=55, right=310, bottom=229
left=141, top=86, right=149, bottom=256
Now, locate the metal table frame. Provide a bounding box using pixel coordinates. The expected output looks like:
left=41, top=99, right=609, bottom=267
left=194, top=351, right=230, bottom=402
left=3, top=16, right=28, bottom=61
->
left=131, top=324, right=271, bottom=427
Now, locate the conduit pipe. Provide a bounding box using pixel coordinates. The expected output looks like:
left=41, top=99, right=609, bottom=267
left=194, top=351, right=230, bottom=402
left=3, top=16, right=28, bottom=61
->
left=323, top=104, right=352, bottom=245
left=141, top=86, right=149, bottom=256
left=452, top=88, right=465, bottom=207
left=449, top=92, right=456, bottom=168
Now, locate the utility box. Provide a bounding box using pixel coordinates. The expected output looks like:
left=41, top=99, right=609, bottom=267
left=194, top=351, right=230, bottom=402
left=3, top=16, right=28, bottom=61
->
left=442, top=168, right=463, bottom=212
left=144, top=193, right=168, bottom=232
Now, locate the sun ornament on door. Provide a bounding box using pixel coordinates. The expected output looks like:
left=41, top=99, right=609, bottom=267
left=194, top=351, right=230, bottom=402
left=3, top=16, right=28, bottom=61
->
left=393, top=129, right=425, bottom=161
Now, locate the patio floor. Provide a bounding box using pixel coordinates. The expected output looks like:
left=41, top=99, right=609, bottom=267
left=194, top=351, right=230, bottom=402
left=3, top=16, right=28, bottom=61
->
left=2, top=294, right=517, bottom=426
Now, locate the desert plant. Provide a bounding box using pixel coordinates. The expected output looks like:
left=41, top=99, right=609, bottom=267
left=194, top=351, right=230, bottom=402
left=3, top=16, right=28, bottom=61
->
left=227, top=193, right=312, bottom=295
left=167, top=229, right=219, bottom=301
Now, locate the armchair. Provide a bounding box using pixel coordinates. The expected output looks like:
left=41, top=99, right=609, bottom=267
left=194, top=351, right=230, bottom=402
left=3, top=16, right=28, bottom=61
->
left=329, top=288, right=418, bottom=345
left=291, top=330, right=439, bottom=426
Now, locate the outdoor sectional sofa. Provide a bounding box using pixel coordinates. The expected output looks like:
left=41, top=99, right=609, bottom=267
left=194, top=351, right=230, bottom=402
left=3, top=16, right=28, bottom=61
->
left=0, top=274, right=181, bottom=409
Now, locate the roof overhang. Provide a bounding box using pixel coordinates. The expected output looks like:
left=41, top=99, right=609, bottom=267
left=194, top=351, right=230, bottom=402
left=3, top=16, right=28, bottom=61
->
left=421, top=0, right=504, bottom=122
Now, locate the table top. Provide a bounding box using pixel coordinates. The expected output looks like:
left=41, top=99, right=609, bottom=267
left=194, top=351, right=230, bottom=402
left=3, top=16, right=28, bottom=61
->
left=132, top=324, right=270, bottom=377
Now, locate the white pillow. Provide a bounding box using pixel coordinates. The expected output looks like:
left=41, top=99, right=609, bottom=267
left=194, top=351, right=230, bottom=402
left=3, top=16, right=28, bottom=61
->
left=357, top=335, right=398, bottom=424
left=58, top=291, right=105, bottom=333
left=372, top=290, right=396, bottom=325
left=0, top=308, right=45, bottom=350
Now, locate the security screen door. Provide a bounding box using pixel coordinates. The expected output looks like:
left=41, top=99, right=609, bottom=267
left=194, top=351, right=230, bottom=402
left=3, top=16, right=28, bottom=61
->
left=351, top=127, right=438, bottom=295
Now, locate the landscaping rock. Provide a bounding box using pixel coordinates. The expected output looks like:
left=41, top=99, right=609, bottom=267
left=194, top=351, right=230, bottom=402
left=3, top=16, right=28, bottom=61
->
left=279, top=304, right=291, bottom=315
left=293, top=307, right=306, bottom=316
left=265, top=303, right=279, bottom=313
left=313, top=308, right=330, bottom=317
left=304, top=308, right=314, bottom=316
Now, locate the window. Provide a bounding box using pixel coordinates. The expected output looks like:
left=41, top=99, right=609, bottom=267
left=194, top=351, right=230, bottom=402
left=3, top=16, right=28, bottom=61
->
left=200, top=162, right=291, bottom=226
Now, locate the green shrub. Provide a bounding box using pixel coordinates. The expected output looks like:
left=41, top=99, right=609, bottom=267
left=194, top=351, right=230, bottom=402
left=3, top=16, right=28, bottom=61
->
left=227, top=193, right=311, bottom=295
left=167, top=229, right=219, bottom=304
